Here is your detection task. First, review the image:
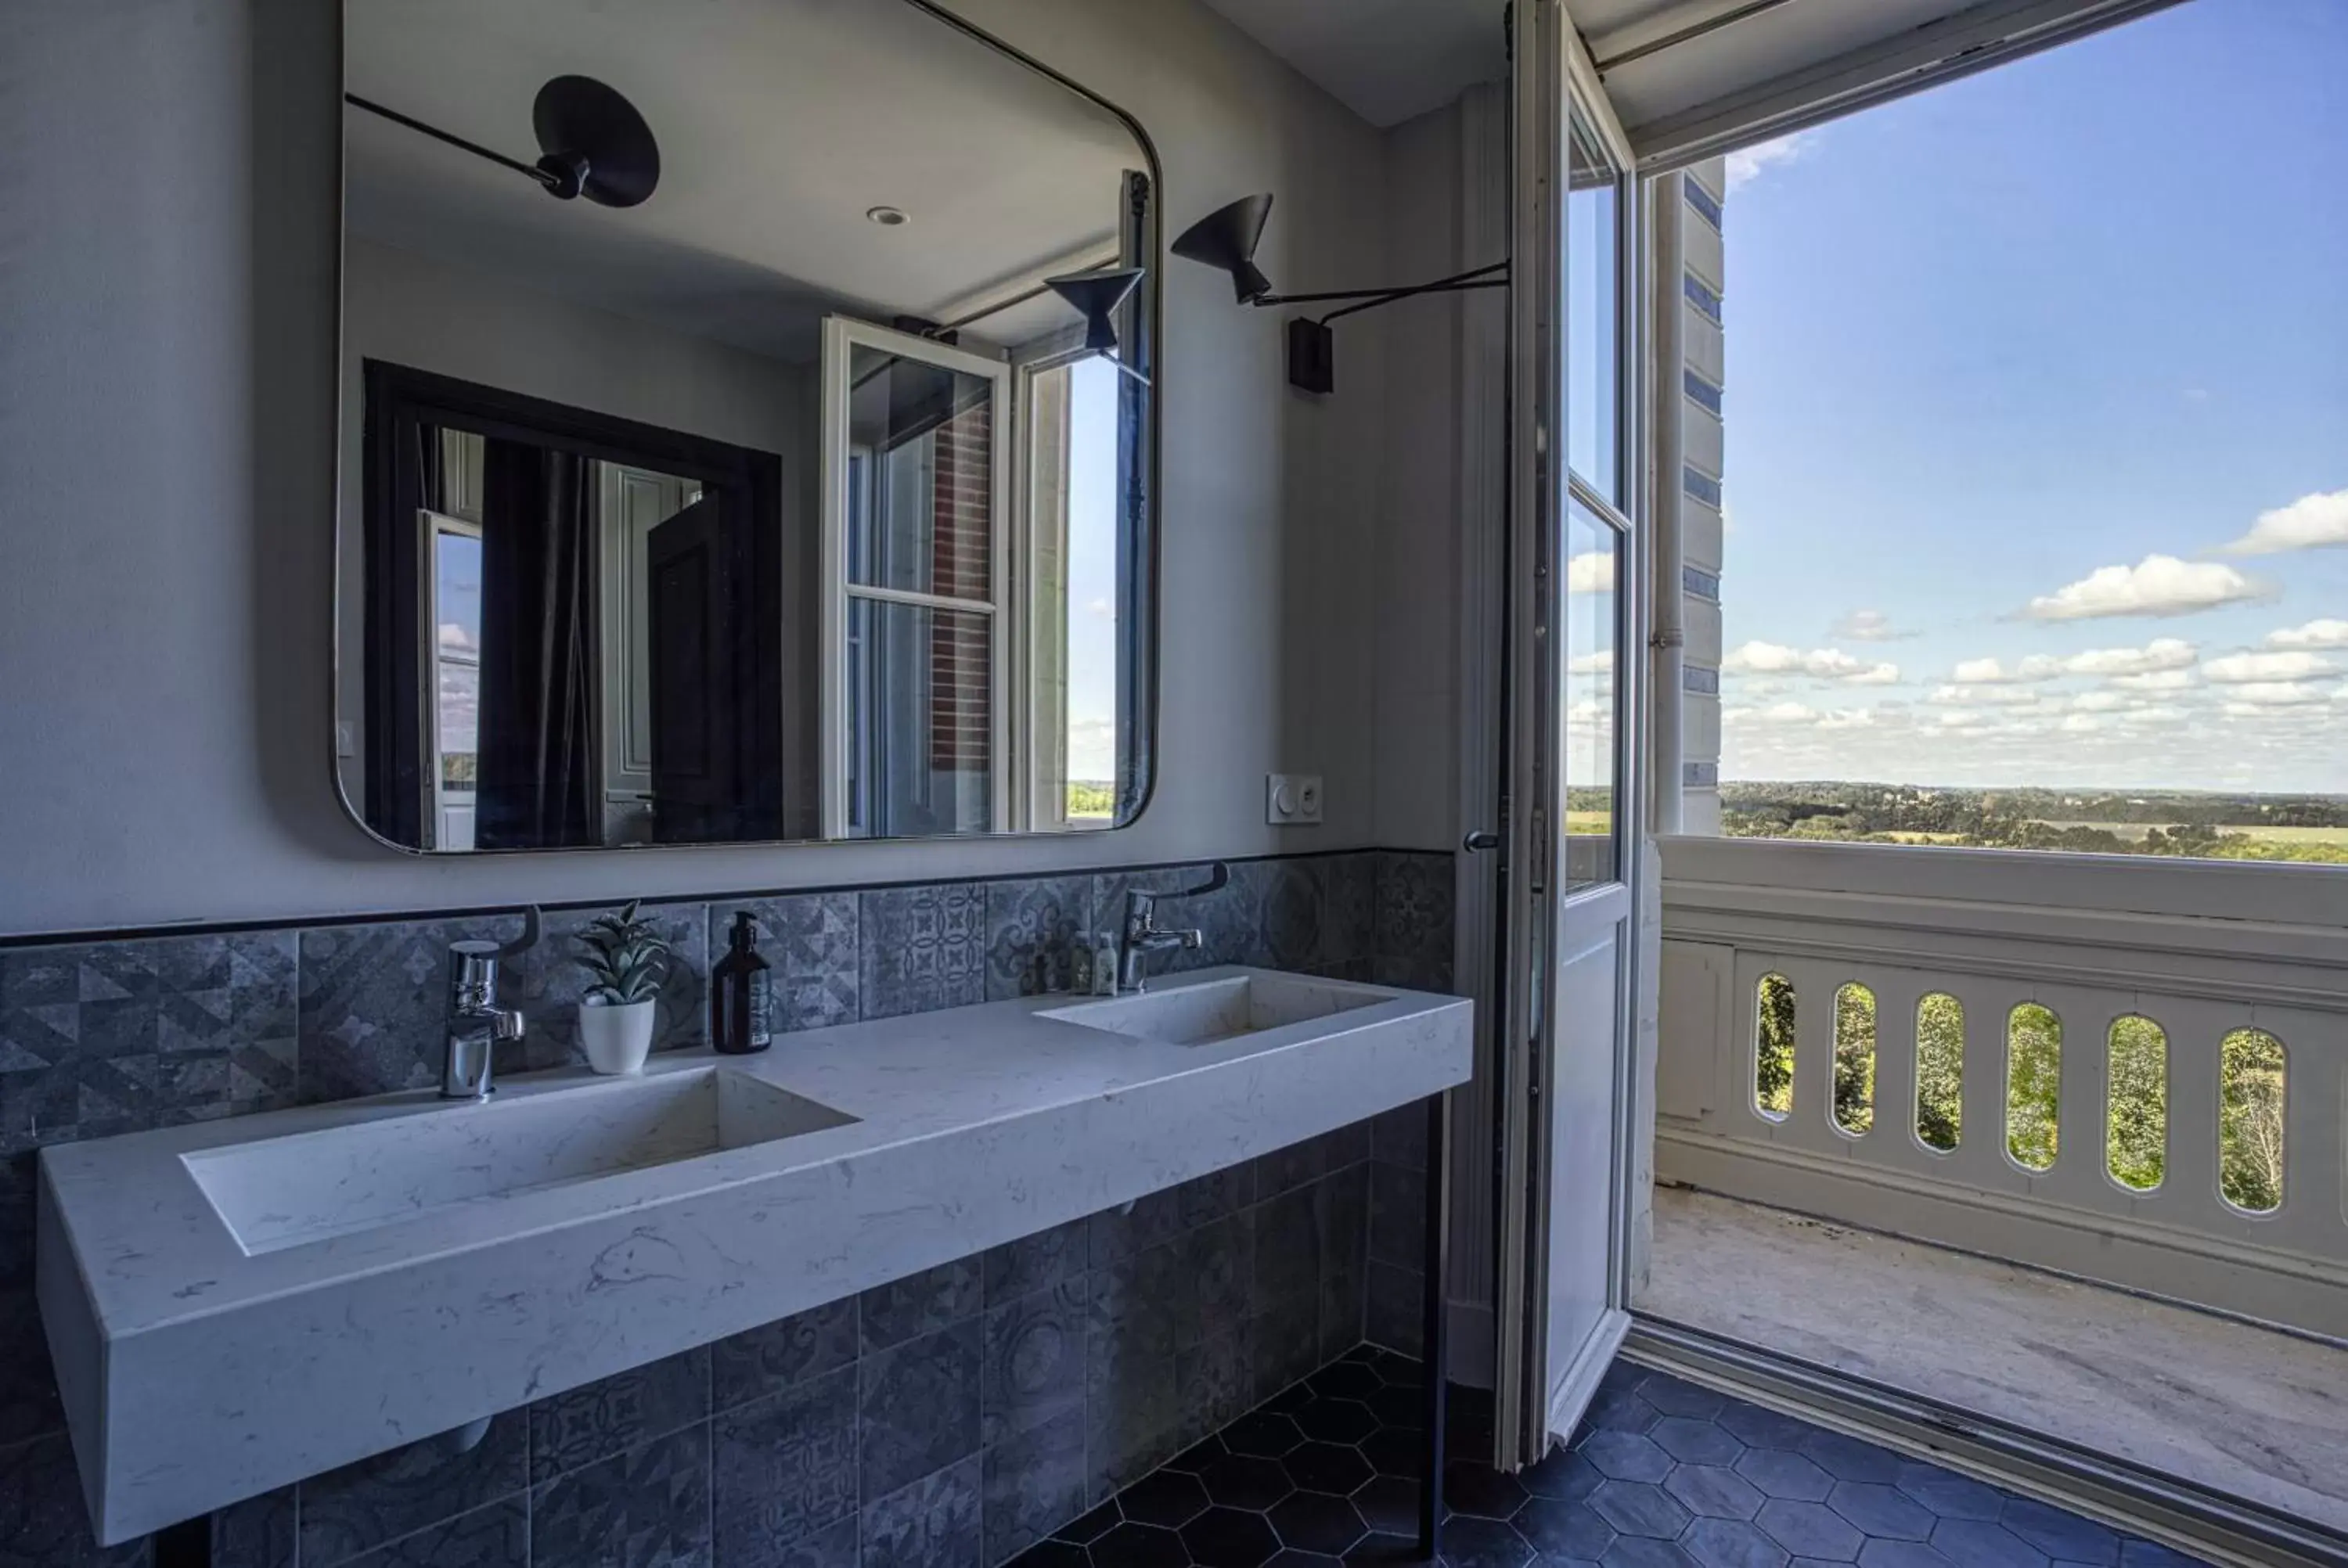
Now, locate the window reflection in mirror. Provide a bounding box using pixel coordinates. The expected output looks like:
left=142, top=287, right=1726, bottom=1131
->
left=336, top=0, right=1156, bottom=853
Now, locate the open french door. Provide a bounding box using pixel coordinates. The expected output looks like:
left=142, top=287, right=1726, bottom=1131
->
left=1490, top=0, right=1648, bottom=1469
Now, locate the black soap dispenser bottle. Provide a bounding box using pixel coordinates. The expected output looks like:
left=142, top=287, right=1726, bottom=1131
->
left=711, top=912, right=773, bottom=1055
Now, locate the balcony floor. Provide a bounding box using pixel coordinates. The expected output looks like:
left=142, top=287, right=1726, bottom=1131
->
left=1637, top=1186, right=2348, bottom=1537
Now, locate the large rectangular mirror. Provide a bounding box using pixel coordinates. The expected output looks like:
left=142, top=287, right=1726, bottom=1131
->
left=336, top=0, right=1158, bottom=852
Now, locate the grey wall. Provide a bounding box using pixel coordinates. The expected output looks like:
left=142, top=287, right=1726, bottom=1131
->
left=0, top=0, right=1395, bottom=937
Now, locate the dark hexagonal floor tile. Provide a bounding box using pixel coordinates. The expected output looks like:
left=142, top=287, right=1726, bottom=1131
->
left=1756, top=1499, right=1864, bottom=1562
left=1295, top=1400, right=1381, bottom=1446
left=1349, top=1475, right=1423, bottom=1537
left=1124, top=1470, right=1215, bottom=1528
left=1183, top=1507, right=1283, bottom=1568
left=1928, top=1519, right=2047, bottom=1568
left=1854, top=1541, right=1957, bottom=1567
left=1287, top=1442, right=1376, bottom=1498
left=1997, top=1498, right=2118, bottom=1565
left=1309, top=1362, right=1385, bottom=1402
left=1578, top=1383, right=1662, bottom=1438
left=1666, top=1464, right=1765, bottom=1522
left=1890, top=1464, right=2003, bottom=1524
left=1716, top=1399, right=1817, bottom=1452
left=1359, top=1428, right=1426, bottom=1480
left=1591, top=1480, right=1695, bottom=1541
left=1434, top=1514, right=1534, bottom=1568
left=1600, top=1537, right=1700, bottom=1568
left=1518, top=1444, right=1603, bottom=1503
left=1637, top=1372, right=1727, bottom=1421
left=1011, top=1542, right=1097, bottom=1568
left=1339, top=1530, right=1420, bottom=1567
left=1168, top=1437, right=1231, bottom=1473
left=1059, top=1503, right=1128, bottom=1545
left=1093, top=1522, right=1192, bottom=1568
left=1262, top=1382, right=1320, bottom=1416
left=1226, top=1412, right=1309, bottom=1458
left=1651, top=1415, right=1745, bottom=1467
left=1734, top=1449, right=1835, bottom=1503
left=1268, top=1492, right=1370, bottom=1556
left=2118, top=1539, right=2212, bottom=1567
left=1442, top=1459, right=1527, bottom=1521
left=1795, top=1432, right=1904, bottom=1486
left=1370, top=1354, right=1424, bottom=1390
left=1514, top=1494, right=1619, bottom=1560
left=1825, top=1483, right=1933, bottom=1543
left=1681, top=1516, right=1792, bottom=1568
left=1204, top=1453, right=1298, bottom=1512
left=1365, top=1383, right=1425, bottom=1430
left=1266, top=1553, right=1344, bottom=1568
left=1580, top=1430, right=1675, bottom=1484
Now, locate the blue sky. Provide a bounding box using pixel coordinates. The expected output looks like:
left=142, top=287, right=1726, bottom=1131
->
left=1718, top=0, right=2348, bottom=792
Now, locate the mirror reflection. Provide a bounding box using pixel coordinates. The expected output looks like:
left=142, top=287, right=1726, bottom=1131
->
left=337, top=0, right=1156, bottom=852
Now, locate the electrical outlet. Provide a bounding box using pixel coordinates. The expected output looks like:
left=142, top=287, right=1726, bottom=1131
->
left=1266, top=773, right=1323, bottom=826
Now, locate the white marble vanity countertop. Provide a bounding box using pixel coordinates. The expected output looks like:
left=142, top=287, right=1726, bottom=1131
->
left=38, top=966, right=1471, bottom=1544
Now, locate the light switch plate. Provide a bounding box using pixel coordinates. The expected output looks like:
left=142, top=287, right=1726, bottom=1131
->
left=1266, top=773, right=1323, bottom=826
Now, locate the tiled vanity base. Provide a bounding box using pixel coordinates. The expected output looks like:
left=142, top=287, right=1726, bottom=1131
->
left=1024, top=1355, right=2216, bottom=1568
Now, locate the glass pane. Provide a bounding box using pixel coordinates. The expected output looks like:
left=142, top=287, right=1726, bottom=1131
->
left=1833, top=984, right=1876, bottom=1136
left=1755, top=974, right=1795, bottom=1121
left=1915, top=994, right=1964, bottom=1152
left=844, top=598, right=991, bottom=838
left=2219, top=1029, right=2286, bottom=1214
left=846, top=344, right=995, bottom=601
left=2106, top=1016, right=2168, bottom=1192
left=1564, top=497, right=1620, bottom=890
left=432, top=525, right=481, bottom=852
left=2007, top=1002, right=2062, bottom=1171
left=1565, top=113, right=1619, bottom=503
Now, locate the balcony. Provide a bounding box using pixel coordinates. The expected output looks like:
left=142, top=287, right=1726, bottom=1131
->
left=1642, top=836, right=2348, bottom=1551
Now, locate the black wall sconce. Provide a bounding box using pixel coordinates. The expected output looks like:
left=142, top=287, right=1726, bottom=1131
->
left=345, top=75, right=661, bottom=208
left=926, top=266, right=1151, bottom=385
left=1172, top=193, right=1506, bottom=394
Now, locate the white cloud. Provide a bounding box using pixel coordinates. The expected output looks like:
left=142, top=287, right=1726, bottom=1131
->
left=1724, top=700, right=1820, bottom=727
left=1724, top=641, right=1897, bottom=684
left=1725, top=132, right=1810, bottom=192
left=1085, top=597, right=1113, bottom=620
left=2220, top=682, right=2331, bottom=710
left=1569, top=649, right=1615, bottom=675
left=2069, top=690, right=2134, bottom=712
left=2216, top=487, right=2348, bottom=556
left=2267, top=619, right=2348, bottom=650
left=1568, top=550, right=1615, bottom=594
left=2061, top=714, right=2105, bottom=734
left=437, top=622, right=475, bottom=654
left=1931, top=684, right=2046, bottom=707
left=2020, top=556, right=2271, bottom=620
left=2064, top=638, right=2198, bottom=676
left=1950, top=655, right=2058, bottom=685
left=2109, top=668, right=2195, bottom=692
left=1833, top=610, right=1910, bottom=642
left=2204, top=649, right=2338, bottom=684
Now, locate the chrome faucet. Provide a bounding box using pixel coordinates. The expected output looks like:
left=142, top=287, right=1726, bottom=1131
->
left=441, top=910, right=538, bottom=1100
left=1118, top=863, right=1227, bottom=993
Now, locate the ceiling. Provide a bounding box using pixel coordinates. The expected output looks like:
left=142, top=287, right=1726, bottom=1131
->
left=344, top=0, right=1147, bottom=361
left=1197, top=0, right=2172, bottom=163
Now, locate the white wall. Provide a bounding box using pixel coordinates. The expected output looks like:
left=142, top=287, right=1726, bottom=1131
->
left=0, top=0, right=1396, bottom=935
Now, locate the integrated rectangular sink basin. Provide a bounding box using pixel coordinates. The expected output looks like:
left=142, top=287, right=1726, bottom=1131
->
left=1043, top=973, right=1386, bottom=1046
left=182, top=1067, right=856, bottom=1255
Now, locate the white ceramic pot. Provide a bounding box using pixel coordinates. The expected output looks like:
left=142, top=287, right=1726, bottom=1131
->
left=578, top=998, right=657, bottom=1076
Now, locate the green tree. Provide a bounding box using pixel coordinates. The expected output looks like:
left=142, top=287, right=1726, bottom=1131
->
left=2219, top=1030, right=2287, bottom=1213
left=1833, top=984, right=1876, bottom=1135
left=2105, top=1016, right=2166, bottom=1191
left=2006, top=1003, right=2062, bottom=1171
left=1756, top=975, right=1795, bottom=1118
left=1914, top=994, right=1964, bottom=1152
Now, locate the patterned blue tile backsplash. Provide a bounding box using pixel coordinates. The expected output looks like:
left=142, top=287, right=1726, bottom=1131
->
left=0, top=849, right=1457, bottom=1568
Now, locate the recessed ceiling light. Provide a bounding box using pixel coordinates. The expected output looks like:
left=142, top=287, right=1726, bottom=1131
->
left=866, top=206, right=909, bottom=227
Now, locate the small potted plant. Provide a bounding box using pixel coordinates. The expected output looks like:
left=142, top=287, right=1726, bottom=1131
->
left=574, top=901, right=672, bottom=1075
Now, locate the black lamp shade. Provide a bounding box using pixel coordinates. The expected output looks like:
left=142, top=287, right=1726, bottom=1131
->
left=1172, top=193, right=1274, bottom=304
left=532, top=75, right=661, bottom=207
left=1046, top=267, right=1145, bottom=354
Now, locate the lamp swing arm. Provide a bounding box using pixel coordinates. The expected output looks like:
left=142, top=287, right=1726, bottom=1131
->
left=1259, top=258, right=1511, bottom=315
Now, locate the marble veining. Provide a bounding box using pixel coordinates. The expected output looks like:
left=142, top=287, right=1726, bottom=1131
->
left=38, top=967, right=1471, bottom=1545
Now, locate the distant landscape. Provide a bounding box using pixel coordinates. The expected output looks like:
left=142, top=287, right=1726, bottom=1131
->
left=1722, top=782, right=2348, bottom=863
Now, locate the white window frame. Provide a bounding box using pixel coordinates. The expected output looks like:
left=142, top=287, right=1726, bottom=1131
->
left=818, top=315, right=1014, bottom=839
left=418, top=507, right=481, bottom=853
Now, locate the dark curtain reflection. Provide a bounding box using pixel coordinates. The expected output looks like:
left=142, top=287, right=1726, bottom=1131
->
left=475, top=438, right=598, bottom=848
